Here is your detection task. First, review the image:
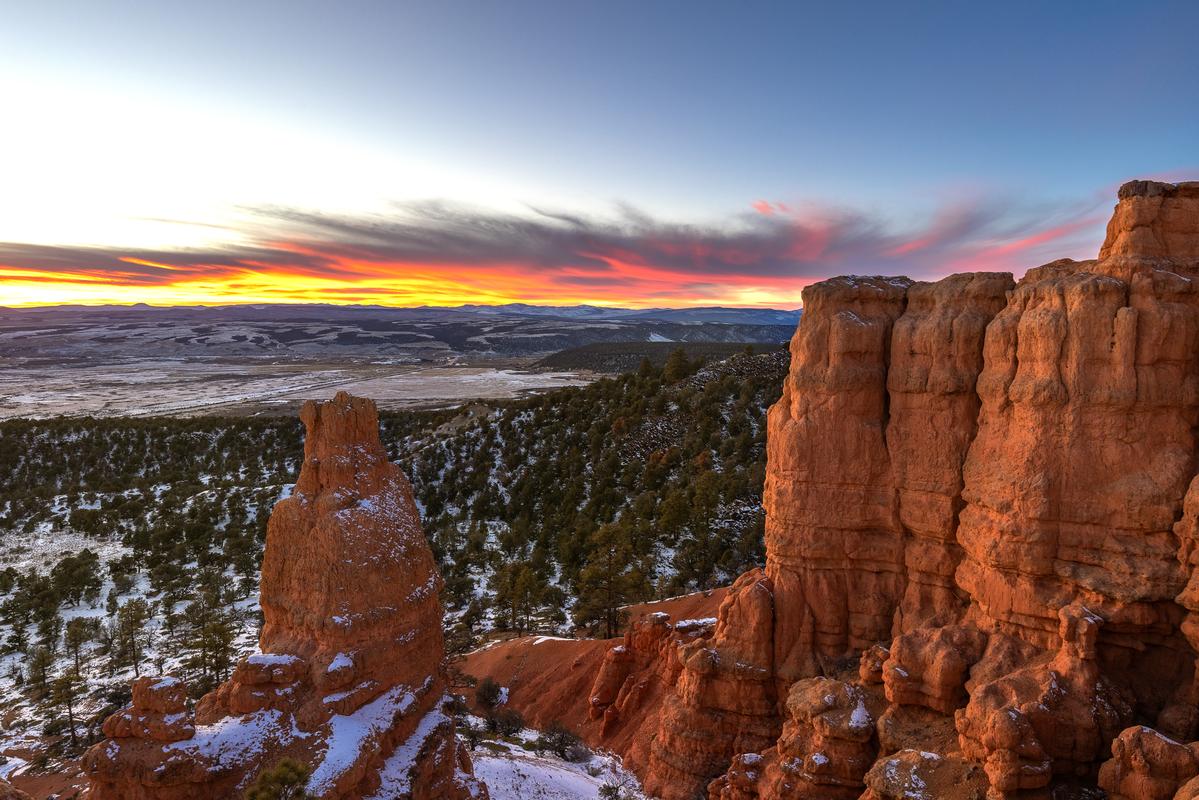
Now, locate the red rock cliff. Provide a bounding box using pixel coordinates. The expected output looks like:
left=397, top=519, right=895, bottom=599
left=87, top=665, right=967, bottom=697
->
left=538, top=179, right=1199, bottom=800
left=83, top=392, right=487, bottom=800
left=714, top=181, right=1199, bottom=799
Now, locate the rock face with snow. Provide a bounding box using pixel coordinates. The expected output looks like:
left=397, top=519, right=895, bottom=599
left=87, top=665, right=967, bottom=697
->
left=83, top=392, right=487, bottom=800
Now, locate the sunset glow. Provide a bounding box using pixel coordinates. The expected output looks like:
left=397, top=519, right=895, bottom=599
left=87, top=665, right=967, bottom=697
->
left=1, top=3, right=1195, bottom=310
left=1, top=196, right=1116, bottom=309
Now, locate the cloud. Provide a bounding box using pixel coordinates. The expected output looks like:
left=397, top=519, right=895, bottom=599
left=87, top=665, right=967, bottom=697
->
left=0, top=190, right=1109, bottom=307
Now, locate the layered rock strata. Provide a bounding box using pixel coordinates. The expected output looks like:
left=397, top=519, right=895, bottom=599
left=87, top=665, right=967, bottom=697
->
left=83, top=392, right=486, bottom=800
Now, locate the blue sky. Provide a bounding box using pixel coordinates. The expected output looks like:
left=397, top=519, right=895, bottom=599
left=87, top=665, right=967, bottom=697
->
left=1, top=0, right=1197, bottom=306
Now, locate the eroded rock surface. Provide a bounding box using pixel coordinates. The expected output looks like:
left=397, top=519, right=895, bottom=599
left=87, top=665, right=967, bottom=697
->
left=83, top=392, right=486, bottom=800
left=589, top=180, right=1199, bottom=799
left=642, top=569, right=780, bottom=800
left=455, top=180, right=1199, bottom=799
left=0, top=780, right=33, bottom=800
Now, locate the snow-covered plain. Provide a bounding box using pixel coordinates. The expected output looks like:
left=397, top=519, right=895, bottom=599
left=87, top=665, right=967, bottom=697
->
left=0, top=359, right=590, bottom=419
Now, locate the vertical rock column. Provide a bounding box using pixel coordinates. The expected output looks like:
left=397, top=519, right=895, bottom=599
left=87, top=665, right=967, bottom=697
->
left=887, top=272, right=1013, bottom=633
left=957, top=211, right=1199, bottom=699
left=85, top=392, right=487, bottom=800
left=764, top=275, right=911, bottom=684
left=641, top=570, right=779, bottom=800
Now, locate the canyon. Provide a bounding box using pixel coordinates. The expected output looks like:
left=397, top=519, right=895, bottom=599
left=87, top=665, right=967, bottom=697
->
left=466, top=179, right=1199, bottom=799
left=81, top=179, right=1199, bottom=799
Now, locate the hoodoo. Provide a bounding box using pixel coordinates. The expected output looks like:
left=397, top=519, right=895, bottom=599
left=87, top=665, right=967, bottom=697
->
left=466, top=180, right=1199, bottom=799
left=82, top=392, right=487, bottom=800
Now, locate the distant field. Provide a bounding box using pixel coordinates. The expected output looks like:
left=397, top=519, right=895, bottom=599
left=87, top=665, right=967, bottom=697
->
left=0, top=359, right=591, bottom=419
left=536, top=341, right=788, bottom=373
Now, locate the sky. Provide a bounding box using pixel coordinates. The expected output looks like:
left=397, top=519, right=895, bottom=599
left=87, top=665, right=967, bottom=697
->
left=1, top=1, right=1197, bottom=309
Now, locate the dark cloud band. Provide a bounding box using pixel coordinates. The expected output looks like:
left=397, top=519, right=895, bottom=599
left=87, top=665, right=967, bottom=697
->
left=0, top=194, right=1106, bottom=294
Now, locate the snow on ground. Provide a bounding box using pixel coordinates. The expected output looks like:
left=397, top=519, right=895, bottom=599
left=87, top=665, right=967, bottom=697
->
left=0, top=360, right=591, bottom=419
left=0, top=755, right=28, bottom=780
left=471, top=736, right=644, bottom=800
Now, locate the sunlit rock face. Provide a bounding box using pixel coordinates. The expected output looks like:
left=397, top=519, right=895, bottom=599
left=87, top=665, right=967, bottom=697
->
left=562, top=180, right=1199, bottom=800
left=83, top=392, right=487, bottom=800
left=84, top=179, right=1199, bottom=800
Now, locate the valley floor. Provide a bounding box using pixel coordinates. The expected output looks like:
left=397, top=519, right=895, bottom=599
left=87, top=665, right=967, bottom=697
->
left=0, top=357, right=591, bottom=419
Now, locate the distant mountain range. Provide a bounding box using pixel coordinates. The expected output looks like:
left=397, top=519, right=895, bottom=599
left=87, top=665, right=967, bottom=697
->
left=0, top=303, right=801, bottom=362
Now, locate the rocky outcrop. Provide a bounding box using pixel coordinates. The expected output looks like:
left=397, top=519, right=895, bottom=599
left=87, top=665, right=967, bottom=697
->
left=955, top=604, right=1133, bottom=794
left=83, top=392, right=486, bottom=800
left=457, top=180, right=1199, bottom=799
left=888, top=273, right=1015, bottom=634
left=763, top=274, right=912, bottom=685
left=1099, top=726, right=1199, bottom=800
left=708, top=676, right=882, bottom=800
left=1098, top=180, right=1199, bottom=264
left=0, top=780, right=33, bottom=800
left=641, top=569, right=780, bottom=800
left=696, top=179, right=1199, bottom=800
left=760, top=268, right=1014, bottom=688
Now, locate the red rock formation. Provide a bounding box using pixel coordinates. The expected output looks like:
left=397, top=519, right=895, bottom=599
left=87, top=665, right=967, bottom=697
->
left=882, top=624, right=986, bottom=715
left=708, top=676, right=882, bottom=800
left=955, top=604, right=1133, bottom=794
left=0, top=781, right=32, bottom=800
left=743, top=179, right=1197, bottom=799
left=889, top=273, right=1015, bottom=634
left=463, top=179, right=1199, bottom=800
left=1168, top=473, right=1199, bottom=740
left=1099, top=726, right=1199, bottom=800
left=84, top=392, right=486, bottom=800
left=764, top=274, right=912, bottom=684
left=1098, top=180, right=1199, bottom=264
left=457, top=589, right=728, bottom=778
left=641, top=569, right=780, bottom=800
left=861, top=749, right=988, bottom=800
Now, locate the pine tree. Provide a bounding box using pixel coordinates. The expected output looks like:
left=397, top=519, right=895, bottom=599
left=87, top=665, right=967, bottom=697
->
left=182, top=587, right=239, bottom=692
left=663, top=347, right=692, bottom=383
left=573, top=522, right=647, bottom=638
left=49, top=669, right=85, bottom=748
left=491, top=562, right=544, bottom=633
left=116, top=598, right=152, bottom=678
left=26, top=645, right=54, bottom=698
left=64, top=617, right=91, bottom=674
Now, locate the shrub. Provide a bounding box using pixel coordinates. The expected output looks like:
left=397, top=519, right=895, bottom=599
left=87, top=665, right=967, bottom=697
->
left=490, top=707, right=524, bottom=737
left=476, top=677, right=502, bottom=711
left=534, top=720, right=587, bottom=761
left=244, top=758, right=311, bottom=800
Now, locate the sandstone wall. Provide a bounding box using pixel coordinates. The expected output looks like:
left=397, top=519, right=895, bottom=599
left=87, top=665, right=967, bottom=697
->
left=576, top=180, right=1199, bottom=799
